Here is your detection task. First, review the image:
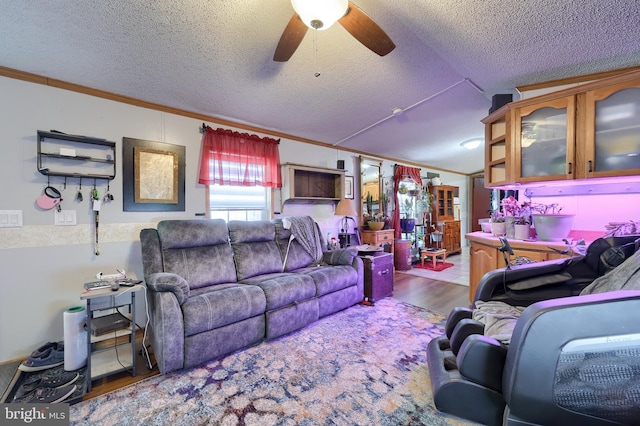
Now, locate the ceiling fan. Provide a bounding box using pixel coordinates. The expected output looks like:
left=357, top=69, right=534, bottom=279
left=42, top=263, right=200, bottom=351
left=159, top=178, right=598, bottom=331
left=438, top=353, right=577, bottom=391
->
left=273, top=0, right=395, bottom=62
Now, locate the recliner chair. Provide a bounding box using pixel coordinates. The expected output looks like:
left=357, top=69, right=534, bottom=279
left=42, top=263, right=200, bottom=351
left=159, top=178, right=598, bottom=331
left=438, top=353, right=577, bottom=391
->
left=427, top=236, right=640, bottom=425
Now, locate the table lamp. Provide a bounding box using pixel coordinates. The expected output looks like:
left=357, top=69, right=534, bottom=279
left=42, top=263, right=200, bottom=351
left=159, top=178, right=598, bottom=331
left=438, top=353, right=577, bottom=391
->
left=335, top=198, right=358, bottom=247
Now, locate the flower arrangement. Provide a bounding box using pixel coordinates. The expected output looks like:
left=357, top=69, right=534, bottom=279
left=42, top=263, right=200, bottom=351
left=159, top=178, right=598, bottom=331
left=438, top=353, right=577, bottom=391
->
left=499, top=195, right=534, bottom=224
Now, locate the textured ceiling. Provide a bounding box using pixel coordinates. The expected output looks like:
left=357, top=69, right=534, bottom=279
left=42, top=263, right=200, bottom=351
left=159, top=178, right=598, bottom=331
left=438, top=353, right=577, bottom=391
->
left=1, top=0, right=639, bottom=174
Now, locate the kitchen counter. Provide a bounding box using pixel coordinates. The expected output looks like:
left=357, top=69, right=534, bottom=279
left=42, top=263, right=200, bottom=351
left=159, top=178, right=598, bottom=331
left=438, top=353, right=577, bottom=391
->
left=465, top=230, right=604, bottom=302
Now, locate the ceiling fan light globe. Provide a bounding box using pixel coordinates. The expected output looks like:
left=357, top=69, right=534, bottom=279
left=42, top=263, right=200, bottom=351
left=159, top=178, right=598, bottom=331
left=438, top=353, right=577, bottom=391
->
left=291, top=0, right=348, bottom=31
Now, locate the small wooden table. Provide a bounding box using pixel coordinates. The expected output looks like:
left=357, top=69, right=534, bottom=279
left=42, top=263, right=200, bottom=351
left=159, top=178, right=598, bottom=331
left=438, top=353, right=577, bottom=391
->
left=421, top=248, right=447, bottom=268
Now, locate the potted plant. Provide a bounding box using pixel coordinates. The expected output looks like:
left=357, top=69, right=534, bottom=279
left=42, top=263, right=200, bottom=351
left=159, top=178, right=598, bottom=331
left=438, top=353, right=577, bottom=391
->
left=489, top=210, right=506, bottom=237
left=513, top=216, right=531, bottom=240
left=530, top=202, right=574, bottom=241
left=367, top=213, right=385, bottom=231
left=400, top=198, right=416, bottom=232
left=500, top=195, right=530, bottom=239
left=365, top=192, right=373, bottom=216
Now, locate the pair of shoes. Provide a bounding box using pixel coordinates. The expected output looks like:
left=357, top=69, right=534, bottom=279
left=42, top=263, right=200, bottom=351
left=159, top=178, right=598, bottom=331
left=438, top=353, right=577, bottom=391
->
left=18, top=341, right=64, bottom=372
left=19, top=370, right=80, bottom=395
left=13, top=384, right=76, bottom=403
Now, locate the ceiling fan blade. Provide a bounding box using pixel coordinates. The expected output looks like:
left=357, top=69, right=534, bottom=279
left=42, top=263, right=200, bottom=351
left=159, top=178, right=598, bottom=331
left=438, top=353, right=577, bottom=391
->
left=339, top=2, right=395, bottom=56
left=273, top=14, right=308, bottom=62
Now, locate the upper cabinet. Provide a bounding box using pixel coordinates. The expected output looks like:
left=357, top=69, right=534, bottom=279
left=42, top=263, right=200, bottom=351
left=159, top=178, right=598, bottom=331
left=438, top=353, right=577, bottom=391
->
left=482, top=111, right=512, bottom=186
left=431, top=185, right=458, bottom=222
left=482, top=69, right=640, bottom=187
left=577, top=78, right=640, bottom=178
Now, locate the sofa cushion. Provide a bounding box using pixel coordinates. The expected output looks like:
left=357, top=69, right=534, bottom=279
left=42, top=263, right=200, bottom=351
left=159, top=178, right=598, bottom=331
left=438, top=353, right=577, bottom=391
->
left=182, top=284, right=266, bottom=337
left=241, top=273, right=316, bottom=311
left=158, top=219, right=237, bottom=289
left=229, top=220, right=284, bottom=280
left=158, top=219, right=229, bottom=249
left=296, top=265, right=358, bottom=297
left=162, top=245, right=238, bottom=289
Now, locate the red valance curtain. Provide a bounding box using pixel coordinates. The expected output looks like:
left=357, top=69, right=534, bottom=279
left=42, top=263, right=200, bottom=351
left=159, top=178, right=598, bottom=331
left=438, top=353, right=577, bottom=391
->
left=198, top=126, right=282, bottom=188
left=391, top=165, right=421, bottom=239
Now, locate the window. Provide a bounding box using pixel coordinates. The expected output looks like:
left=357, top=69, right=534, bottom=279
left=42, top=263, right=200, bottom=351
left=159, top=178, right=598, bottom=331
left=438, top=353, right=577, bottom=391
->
left=208, top=184, right=270, bottom=221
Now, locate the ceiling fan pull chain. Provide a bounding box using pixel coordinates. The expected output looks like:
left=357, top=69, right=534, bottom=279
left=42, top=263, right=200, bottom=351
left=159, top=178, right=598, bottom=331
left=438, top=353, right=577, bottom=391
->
left=313, top=28, right=320, bottom=78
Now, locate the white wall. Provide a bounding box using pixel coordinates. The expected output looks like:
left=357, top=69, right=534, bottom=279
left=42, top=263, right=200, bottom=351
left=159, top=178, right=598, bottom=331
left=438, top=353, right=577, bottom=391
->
left=0, top=76, right=470, bottom=362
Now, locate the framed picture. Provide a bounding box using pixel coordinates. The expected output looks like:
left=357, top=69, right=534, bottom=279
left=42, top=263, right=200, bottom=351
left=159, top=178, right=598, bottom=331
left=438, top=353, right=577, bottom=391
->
left=123, top=137, right=185, bottom=211
left=344, top=175, right=354, bottom=199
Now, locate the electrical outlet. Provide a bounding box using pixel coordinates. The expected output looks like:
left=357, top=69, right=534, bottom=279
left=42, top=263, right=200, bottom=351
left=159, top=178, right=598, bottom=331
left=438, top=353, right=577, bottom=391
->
left=0, top=210, right=22, bottom=227
left=54, top=210, right=77, bottom=226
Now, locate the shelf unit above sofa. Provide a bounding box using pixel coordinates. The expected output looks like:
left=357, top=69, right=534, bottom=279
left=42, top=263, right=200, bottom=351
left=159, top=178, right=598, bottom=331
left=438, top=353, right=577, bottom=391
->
left=280, top=163, right=345, bottom=206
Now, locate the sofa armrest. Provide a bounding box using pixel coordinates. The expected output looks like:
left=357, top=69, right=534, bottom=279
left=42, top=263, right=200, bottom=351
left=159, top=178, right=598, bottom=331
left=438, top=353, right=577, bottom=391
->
left=146, top=272, right=190, bottom=305
left=322, top=248, right=358, bottom=266
left=457, top=334, right=507, bottom=392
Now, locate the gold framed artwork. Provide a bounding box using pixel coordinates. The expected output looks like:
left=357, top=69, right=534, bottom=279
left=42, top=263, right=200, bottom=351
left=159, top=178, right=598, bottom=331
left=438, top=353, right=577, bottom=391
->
left=134, top=147, right=178, bottom=203
left=123, top=138, right=185, bottom=211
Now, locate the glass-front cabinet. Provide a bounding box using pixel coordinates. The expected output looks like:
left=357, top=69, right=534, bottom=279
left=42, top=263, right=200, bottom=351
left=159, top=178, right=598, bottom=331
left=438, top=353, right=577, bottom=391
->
left=482, top=68, right=640, bottom=188
left=579, top=79, right=640, bottom=178
left=513, top=96, right=576, bottom=182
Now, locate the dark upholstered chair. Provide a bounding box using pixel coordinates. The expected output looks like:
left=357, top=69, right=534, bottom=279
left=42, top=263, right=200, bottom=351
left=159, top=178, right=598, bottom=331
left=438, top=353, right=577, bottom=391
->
left=428, top=236, right=640, bottom=425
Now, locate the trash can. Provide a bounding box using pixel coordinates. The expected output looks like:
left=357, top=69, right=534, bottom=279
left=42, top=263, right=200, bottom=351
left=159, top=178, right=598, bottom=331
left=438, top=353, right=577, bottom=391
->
left=394, top=239, right=412, bottom=271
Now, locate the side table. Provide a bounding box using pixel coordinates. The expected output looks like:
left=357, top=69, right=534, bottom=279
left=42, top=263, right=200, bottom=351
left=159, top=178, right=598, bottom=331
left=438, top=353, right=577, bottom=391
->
left=360, top=251, right=394, bottom=304
left=80, top=284, right=143, bottom=391
left=421, top=248, right=447, bottom=268
left=361, top=229, right=395, bottom=254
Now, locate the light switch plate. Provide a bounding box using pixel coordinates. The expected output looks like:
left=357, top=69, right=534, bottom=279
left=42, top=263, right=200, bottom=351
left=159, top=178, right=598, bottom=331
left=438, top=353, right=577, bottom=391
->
left=54, top=210, right=77, bottom=226
left=0, top=210, right=22, bottom=227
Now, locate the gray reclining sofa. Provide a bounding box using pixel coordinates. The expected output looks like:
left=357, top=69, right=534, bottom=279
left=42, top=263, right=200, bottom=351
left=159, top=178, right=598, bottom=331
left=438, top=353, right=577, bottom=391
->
left=140, top=217, right=364, bottom=374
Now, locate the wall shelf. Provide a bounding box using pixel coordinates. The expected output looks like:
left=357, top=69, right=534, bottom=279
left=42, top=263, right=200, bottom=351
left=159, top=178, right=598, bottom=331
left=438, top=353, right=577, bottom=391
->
left=37, top=130, right=116, bottom=180
left=280, top=163, right=345, bottom=206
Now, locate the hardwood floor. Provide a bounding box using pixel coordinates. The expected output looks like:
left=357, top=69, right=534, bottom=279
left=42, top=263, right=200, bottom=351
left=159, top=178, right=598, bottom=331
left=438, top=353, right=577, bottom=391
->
left=393, top=272, right=471, bottom=315
left=84, top=271, right=471, bottom=400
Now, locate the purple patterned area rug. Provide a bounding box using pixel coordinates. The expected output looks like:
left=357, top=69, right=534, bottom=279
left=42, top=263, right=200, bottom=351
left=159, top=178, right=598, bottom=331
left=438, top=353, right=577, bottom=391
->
left=70, top=298, right=476, bottom=425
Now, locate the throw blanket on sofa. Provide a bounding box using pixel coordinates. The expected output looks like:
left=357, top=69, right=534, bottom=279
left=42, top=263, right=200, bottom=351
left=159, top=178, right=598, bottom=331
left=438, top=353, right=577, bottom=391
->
left=474, top=250, right=640, bottom=344
left=283, top=216, right=324, bottom=263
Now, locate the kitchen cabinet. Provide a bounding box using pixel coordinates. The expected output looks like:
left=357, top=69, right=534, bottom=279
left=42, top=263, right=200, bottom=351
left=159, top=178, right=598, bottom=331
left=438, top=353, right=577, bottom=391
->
left=466, top=232, right=570, bottom=302
left=513, top=96, right=576, bottom=183
left=482, top=111, right=513, bottom=187
left=482, top=68, right=640, bottom=187
left=577, top=77, right=640, bottom=178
